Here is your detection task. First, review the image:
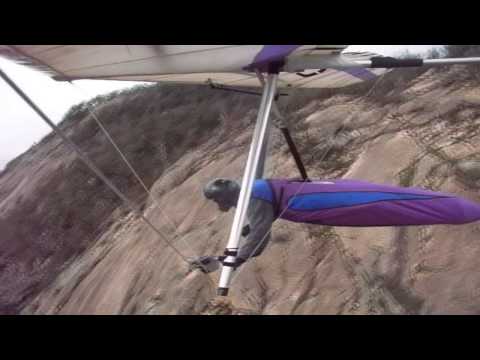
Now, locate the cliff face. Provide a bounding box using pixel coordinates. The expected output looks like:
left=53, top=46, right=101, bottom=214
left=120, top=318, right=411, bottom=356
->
left=2, top=66, right=480, bottom=315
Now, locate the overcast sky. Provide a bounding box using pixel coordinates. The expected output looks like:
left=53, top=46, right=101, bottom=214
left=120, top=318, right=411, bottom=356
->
left=0, top=45, right=438, bottom=170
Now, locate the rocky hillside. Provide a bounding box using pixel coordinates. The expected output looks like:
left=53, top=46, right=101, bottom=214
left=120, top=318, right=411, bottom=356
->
left=2, top=62, right=480, bottom=315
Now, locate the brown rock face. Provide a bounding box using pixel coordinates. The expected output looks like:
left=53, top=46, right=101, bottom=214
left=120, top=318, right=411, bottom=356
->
left=2, top=67, right=480, bottom=315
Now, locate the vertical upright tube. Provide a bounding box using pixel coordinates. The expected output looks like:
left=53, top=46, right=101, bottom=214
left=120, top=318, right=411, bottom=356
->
left=217, top=73, right=278, bottom=296
left=254, top=69, right=270, bottom=181
left=255, top=119, right=271, bottom=180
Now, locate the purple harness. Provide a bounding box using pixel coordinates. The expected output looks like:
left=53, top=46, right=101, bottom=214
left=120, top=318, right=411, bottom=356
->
left=252, top=179, right=480, bottom=227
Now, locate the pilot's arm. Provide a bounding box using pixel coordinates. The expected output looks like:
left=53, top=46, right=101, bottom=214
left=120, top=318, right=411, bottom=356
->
left=188, top=198, right=275, bottom=273
left=237, top=197, right=275, bottom=263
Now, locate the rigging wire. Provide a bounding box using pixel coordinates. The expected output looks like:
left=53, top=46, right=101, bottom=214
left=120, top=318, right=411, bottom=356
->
left=71, top=88, right=226, bottom=303
left=68, top=81, right=193, bottom=252
left=0, top=68, right=218, bottom=292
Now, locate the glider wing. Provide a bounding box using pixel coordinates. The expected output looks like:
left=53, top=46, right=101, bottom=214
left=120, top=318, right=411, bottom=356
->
left=0, top=45, right=389, bottom=88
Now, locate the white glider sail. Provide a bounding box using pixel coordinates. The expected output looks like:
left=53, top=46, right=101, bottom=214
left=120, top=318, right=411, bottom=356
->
left=0, top=45, right=388, bottom=89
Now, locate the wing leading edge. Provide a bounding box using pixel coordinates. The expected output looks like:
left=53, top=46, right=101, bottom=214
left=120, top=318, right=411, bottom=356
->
left=0, top=45, right=388, bottom=89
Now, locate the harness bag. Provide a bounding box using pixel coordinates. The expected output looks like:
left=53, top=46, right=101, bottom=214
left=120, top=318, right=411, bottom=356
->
left=251, top=179, right=480, bottom=227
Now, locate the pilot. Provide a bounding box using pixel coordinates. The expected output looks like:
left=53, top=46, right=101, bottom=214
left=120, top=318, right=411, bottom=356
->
left=189, top=177, right=480, bottom=273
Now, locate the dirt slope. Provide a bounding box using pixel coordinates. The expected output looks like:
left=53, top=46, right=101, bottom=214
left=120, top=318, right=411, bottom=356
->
left=2, top=66, right=480, bottom=314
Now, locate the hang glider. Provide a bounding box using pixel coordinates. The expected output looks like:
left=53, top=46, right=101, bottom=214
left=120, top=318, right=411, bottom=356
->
left=2, top=45, right=480, bottom=299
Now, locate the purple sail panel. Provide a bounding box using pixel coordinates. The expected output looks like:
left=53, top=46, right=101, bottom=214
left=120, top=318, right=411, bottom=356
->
left=265, top=179, right=480, bottom=227
left=343, top=68, right=378, bottom=81
left=244, top=45, right=302, bottom=72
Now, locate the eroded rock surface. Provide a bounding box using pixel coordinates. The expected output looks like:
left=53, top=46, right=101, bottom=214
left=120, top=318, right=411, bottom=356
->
left=2, top=67, right=480, bottom=314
